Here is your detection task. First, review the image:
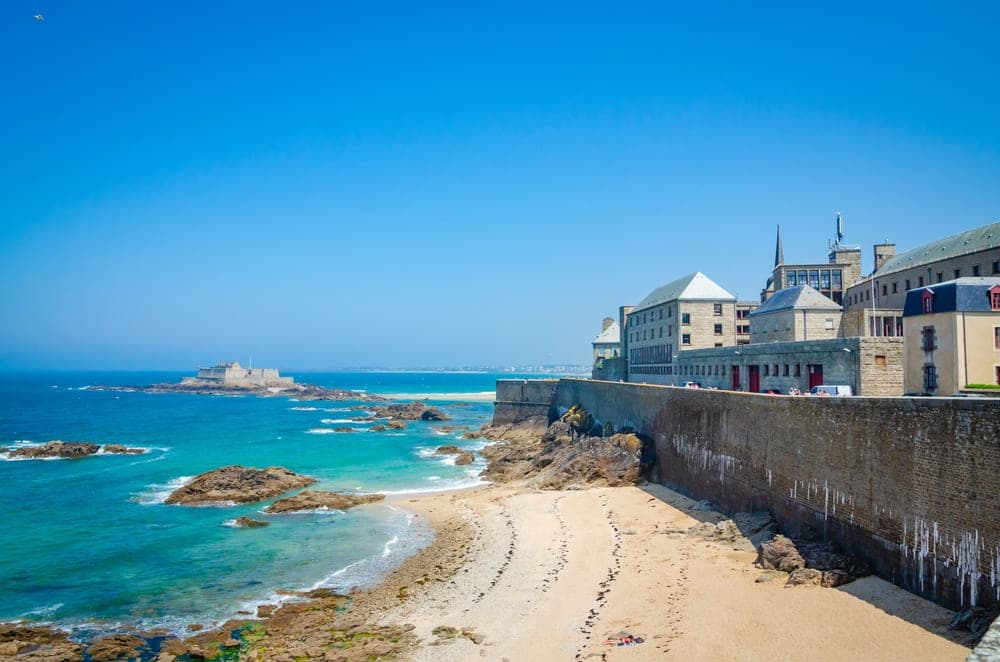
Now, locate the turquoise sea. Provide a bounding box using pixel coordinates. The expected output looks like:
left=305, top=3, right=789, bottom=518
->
left=0, top=371, right=536, bottom=639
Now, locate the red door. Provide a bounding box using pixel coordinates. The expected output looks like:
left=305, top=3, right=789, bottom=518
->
left=731, top=365, right=740, bottom=390
left=748, top=365, right=760, bottom=393
left=808, top=364, right=823, bottom=389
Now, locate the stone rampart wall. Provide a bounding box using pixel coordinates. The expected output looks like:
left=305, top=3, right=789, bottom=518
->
left=494, top=378, right=1000, bottom=610
left=493, top=379, right=558, bottom=425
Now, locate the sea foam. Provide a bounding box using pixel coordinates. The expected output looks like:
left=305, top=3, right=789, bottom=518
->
left=132, top=476, right=193, bottom=505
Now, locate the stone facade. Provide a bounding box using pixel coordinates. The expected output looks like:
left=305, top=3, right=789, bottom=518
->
left=494, top=378, right=1000, bottom=611
left=674, top=337, right=904, bottom=396
left=624, top=273, right=739, bottom=386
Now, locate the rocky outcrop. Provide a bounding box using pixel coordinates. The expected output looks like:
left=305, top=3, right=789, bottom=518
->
left=103, top=444, right=145, bottom=455
left=0, top=624, right=83, bottom=660
left=333, top=427, right=355, bottom=433
left=371, top=402, right=450, bottom=422
left=370, top=424, right=387, bottom=432
left=435, top=445, right=461, bottom=455
left=757, top=534, right=870, bottom=587
left=265, top=490, right=385, bottom=513
left=386, top=420, right=407, bottom=431
left=454, top=452, right=475, bottom=466
left=91, top=381, right=385, bottom=402
left=6, top=441, right=146, bottom=459
left=480, top=408, right=647, bottom=489
left=9, top=441, right=100, bottom=459
left=233, top=516, right=269, bottom=528
left=86, top=634, right=145, bottom=661
left=165, top=466, right=316, bottom=505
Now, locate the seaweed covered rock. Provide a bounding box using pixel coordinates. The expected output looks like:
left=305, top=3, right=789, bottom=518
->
left=166, top=466, right=317, bottom=505
left=265, top=490, right=385, bottom=513
left=371, top=402, right=450, bottom=422
left=9, top=441, right=100, bottom=459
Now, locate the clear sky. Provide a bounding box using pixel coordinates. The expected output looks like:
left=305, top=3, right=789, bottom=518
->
left=2, top=2, right=998, bottom=370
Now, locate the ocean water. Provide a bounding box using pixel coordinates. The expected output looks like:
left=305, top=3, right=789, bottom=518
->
left=0, top=371, right=534, bottom=637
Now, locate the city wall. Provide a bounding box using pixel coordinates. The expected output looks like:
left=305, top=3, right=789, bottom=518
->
left=494, top=378, right=1000, bottom=611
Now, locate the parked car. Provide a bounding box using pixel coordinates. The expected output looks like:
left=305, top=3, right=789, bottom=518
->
left=809, top=385, right=853, bottom=397
left=681, top=381, right=701, bottom=389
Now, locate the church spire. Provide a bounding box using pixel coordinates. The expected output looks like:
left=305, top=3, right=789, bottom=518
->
left=774, top=225, right=784, bottom=267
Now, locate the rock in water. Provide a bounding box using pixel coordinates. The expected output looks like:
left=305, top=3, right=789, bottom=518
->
left=103, top=444, right=145, bottom=454
left=265, top=490, right=385, bottom=513
left=371, top=402, right=450, bottom=421
left=165, top=466, right=317, bottom=505
left=233, top=516, right=270, bottom=528
left=0, top=624, right=83, bottom=660
left=386, top=420, right=407, bottom=430
left=8, top=440, right=101, bottom=459
left=435, top=445, right=461, bottom=455
left=454, top=452, right=475, bottom=466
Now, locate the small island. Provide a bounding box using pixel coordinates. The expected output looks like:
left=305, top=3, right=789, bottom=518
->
left=92, top=361, right=385, bottom=401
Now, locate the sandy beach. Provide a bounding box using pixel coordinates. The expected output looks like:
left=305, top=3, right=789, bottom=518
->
left=241, top=479, right=972, bottom=662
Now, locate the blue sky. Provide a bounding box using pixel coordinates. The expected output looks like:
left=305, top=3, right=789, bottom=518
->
left=1, top=2, right=998, bottom=369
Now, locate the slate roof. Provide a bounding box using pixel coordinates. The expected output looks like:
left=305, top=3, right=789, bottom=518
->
left=634, top=272, right=735, bottom=312
left=902, top=277, right=1000, bottom=316
left=750, top=285, right=841, bottom=317
left=593, top=321, right=620, bottom=345
left=875, top=220, right=1000, bottom=277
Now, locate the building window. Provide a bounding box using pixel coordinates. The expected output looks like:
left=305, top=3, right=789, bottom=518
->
left=936, top=272, right=943, bottom=283
left=882, top=284, right=888, bottom=296
left=973, top=265, right=981, bottom=277
left=995, top=327, right=1000, bottom=349
left=996, top=366, right=1000, bottom=386
left=714, top=324, right=723, bottom=335
left=682, top=313, right=690, bottom=325
left=714, top=342, right=722, bottom=347
left=875, top=355, right=887, bottom=367
left=918, top=277, right=924, bottom=287
left=783, top=364, right=789, bottom=376
left=832, top=270, right=842, bottom=289
left=764, top=365, right=770, bottom=376
left=921, top=327, right=936, bottom=352
left=787, top=271, right=798, bottom=286
left=825, top=318, right=834, bottom=330
left=773, top=364, right=779, bottom=376
left=713, top=303, right=722, bottom=316
left=954, top=269, right=961, bottom=279
left=905, top=279, right=910, bottom=291
left=820, top=270, right=831, bottom=289
left=993, top=261, right=1000, bottom=275
left=795, top=364, right=801, bottom=377
left=923, top=365, right=938, bottom=391
left=809, top=270, right=820, bottom=288
left=922, top=290, right=934, bottom=313
left=991, top=286, right=1000, bottom=311
left=682, top=334, right=691, bottom=345
left=892, top=282, right=897, bottom=294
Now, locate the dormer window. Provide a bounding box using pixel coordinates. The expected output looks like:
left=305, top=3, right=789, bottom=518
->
left=921, top=289, right=934, bottom=314
left=990, top=285, right=1000, bottom=311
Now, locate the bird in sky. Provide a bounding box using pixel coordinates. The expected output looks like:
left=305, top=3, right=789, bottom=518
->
left=34, top=14, right=45, bottom=21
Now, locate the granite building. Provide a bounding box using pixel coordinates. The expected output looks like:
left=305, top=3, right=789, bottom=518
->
left=843, top=219, right=1000, bottom=338
left=760, top=217, right=862, bottom=306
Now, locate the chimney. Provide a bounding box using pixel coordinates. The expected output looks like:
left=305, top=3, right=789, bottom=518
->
left=873, top=241, right=896, bottom=272
left=602, top=317, right=614, bottom=331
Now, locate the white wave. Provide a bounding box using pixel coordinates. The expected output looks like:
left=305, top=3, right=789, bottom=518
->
left=305, top=428, right=360, bottom=435
left=132, top=475, right=193, bottom=505
left=290, top=406, right=320, bottom=411
left=22, top=603, right=62, bottom=617
left=320, top=418, right=368, bottom=425
left=427, top=476, right=441, bottom=481
left=379, top=476, right=489, bottom=496
left=129, top=454, right=166, bottom=467
left=433, top=431, right=449, bottom=436
left=382, top=534, right=399, bottom=558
